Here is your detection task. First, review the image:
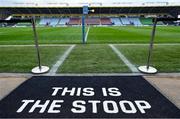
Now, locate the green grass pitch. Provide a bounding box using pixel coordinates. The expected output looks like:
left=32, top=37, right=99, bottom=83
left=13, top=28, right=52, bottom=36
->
left=59, top=45, right=129, bottom=73
left=0, top=46, right=69, bottom=73
left=0, top=26, right=179, bottom=73
left=115, top=44, right=180, bottom=72
left=0, top=26, right=180, bottom=45
left=88, top=26, right=180, bottom=43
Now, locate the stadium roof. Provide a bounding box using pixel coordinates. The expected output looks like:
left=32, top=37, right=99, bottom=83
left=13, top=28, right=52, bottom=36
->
left=0, top=0, right=180, bottom=7
left=0, top=7, right=179, bottom=17
left=0, top=0, right=179, bottom=17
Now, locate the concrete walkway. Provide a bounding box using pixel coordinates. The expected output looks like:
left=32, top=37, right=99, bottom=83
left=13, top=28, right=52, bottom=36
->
left=0, top=77, right=28, bottom=100
left=145, top=75, right=180, bottom=108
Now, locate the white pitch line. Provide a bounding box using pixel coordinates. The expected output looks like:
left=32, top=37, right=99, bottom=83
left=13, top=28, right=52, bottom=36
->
left=109, top=44, right=139, bottom=73
left=0, top=44, right=73, bottom=47
left=85, top=27, right=90, bottom=42
left=48, top=45, right=76, bottom=75
left=114, top=43, right=180, bottom=46
left=0, top=43, right=180, bottom=47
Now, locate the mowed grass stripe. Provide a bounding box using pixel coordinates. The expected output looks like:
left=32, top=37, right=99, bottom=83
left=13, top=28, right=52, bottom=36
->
left=115, top=45, right=180, bottom=72
left=0, top=46, right=69, bottom=73
left=0, top=27, right=82, bottom=45
left=0, top=44, right=74, bottom=47
left=113, top=26, right=180, bottom=41
left=88, top=26, right=180, bottom=43
left=109, top=44, right=139, bottom=73
left=48, top=45, right=76, bottom=75
left=59, top=45, right=130, bottom=73
left=0, top=26, right=180, bottom=45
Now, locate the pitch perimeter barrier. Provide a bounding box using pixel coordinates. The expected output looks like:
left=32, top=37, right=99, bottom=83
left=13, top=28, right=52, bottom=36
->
left=138, top=17, right=180, bottom=74
left=0, top=17, right=49, bottom=74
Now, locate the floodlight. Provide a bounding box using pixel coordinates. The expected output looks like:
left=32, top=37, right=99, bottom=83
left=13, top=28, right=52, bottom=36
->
left=90, top=9, right=95, bottom=13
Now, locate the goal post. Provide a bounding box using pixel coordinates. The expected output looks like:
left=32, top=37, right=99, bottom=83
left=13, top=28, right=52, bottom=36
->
left=82, top=6, right=94, bottom=44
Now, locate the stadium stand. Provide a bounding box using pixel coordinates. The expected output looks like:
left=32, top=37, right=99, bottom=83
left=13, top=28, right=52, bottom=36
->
left=128, top=17, right=142, bottom=26
left=140, top=17, right=164, bottom=25
left=140, top=18, right=153, bottom=25
left=163, top=21, right=176, bottom=25
left=68, top=18, right=81, bottom=25
left=1, top=16, right=175, bottom=27
left=157, top=21, right=164, bottom=25
left=49, top=18, right=59, bottom=26
left=5, top=16, right=12, bottom=20
left=121, top=17, right=131, bottom=25
left=110, top=18, right=123, bottom=26
left=100, top=18, right=112, bottom=25
left=39, top=17, right=59, bottom=26
left=35, top=18, right=40, bottom=24
left=85, top=18, right=100, bottom=25
left=39, top=18, right=51, bottom=26
left=58, top=18, right=70, bottom=25
left=0, top=2, right=180, bottom=27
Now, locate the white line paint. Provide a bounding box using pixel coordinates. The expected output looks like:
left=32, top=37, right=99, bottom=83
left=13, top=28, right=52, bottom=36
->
left=48, top=45, right=76, bottom=75
left=109, top=44, right=139, bottom=73
left=0, top=44, right=73, bottom=47
left=114, top=43, right=180, bottom=46
left=0, top=43, right=180, bottom=47
left=85, top=27, right=90, bottom=42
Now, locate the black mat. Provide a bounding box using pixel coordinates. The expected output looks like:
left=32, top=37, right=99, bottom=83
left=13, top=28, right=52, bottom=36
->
left=0, top=76, right=180, bottom=118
